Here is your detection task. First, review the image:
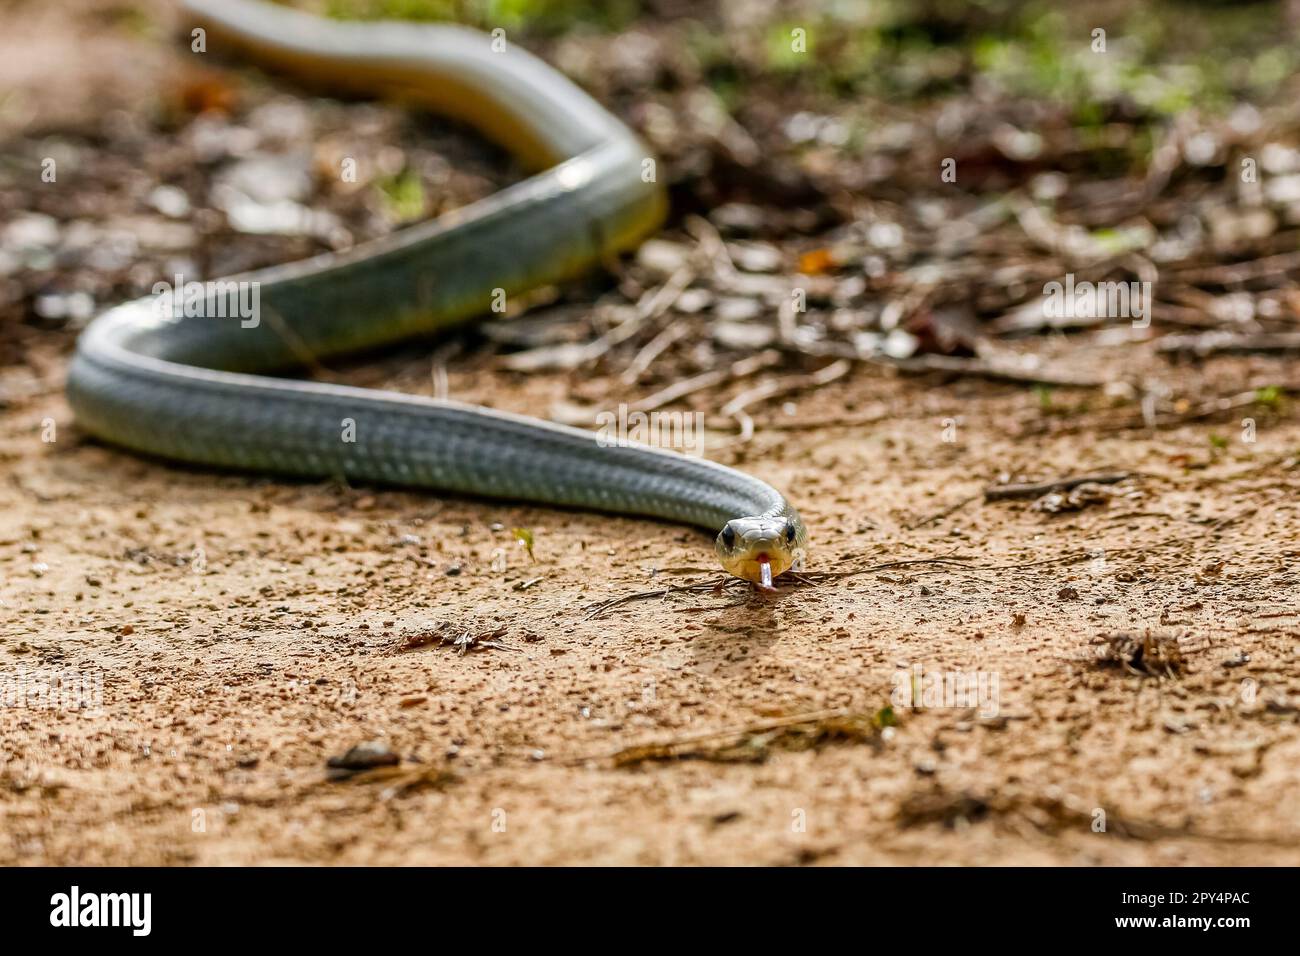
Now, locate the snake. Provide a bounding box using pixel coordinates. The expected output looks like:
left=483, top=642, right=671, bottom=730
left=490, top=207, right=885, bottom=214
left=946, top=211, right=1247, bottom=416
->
left=66, top=0, right=808, bottom=587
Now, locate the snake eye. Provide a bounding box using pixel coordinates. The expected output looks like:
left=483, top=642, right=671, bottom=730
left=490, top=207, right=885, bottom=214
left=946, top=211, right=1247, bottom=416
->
left=720, top=525, right=736, bottom=549
left=784, top=522, right=797, bottom=544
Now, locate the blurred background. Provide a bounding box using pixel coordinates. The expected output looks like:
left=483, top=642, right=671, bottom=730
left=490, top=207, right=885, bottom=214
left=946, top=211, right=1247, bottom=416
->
left=2, top=0, right=1300, bottom=417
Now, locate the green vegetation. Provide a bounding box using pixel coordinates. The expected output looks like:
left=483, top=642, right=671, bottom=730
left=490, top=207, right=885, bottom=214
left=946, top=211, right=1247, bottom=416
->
left=322, top=0, right=642, bottom=34
left=312, top=0, right=1300, bottom=178
left=1255, top=386, right=1284, bottom=410
left=375, top=168, right=426, bottom=222
left=315, top=0, right=1300, bottom=120
left=1033, top=384, right=1054, bottom=413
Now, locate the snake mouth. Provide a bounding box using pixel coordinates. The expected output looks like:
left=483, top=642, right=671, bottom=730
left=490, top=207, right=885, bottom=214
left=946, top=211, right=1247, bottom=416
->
left=720, top=548, right=793, bottom=587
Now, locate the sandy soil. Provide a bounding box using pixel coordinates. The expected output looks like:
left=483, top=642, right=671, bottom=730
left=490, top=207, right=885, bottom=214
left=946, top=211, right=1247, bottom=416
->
left=2, top=0, right=1299, bottom=866
left=4, top=344, right=1300, bottom=865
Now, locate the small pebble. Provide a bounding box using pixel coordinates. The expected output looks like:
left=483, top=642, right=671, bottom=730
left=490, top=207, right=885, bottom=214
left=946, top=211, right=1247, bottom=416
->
left=327, top=740, right=399, bottom=771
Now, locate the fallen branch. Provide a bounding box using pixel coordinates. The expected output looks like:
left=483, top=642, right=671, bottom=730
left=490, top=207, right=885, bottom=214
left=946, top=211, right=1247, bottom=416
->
left=717, top=358, right=852, bottom=444
left=500, top=264, right=695, bottom=372
left=984, top=471, right=1130, bottom=501
left=631, top=349, right=782, bottom=413
left=1158, top=331, right=1300, bottom=358
left=879, top=353, right=1109, bottom=389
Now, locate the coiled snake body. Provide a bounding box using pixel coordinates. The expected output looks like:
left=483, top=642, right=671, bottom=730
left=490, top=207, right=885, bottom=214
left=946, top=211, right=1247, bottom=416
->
left=67, top=0, right=807, bottom=585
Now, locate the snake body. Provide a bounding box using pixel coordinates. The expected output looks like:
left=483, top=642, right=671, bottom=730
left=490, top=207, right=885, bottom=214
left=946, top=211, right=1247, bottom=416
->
left=67, top=0, right=807, bottom=583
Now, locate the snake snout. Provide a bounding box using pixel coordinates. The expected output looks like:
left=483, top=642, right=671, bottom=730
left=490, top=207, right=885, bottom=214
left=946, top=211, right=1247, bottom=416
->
left=714, top=516, right=801, bottom=585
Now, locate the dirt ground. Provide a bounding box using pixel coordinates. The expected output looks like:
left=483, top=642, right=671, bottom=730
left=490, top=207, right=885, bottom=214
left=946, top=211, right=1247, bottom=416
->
left=6, top=346, right=1300, bottom=865
left=2, top=1, right=1300, bottom=866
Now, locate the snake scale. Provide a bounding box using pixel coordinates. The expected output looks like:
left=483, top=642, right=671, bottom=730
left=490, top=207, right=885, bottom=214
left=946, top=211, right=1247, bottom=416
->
left=66, top=0, right=807, bottom=585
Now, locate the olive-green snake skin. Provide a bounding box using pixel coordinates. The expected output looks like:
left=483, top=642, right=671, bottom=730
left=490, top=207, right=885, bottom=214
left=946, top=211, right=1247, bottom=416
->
left=66, top=0, right=808, bottom=585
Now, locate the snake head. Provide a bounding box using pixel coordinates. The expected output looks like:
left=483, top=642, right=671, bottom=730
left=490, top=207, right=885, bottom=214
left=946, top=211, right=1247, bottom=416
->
left=714, top=515, right=805, bottom=588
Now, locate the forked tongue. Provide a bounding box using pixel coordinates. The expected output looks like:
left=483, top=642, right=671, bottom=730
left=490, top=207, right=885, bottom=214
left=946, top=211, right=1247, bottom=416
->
left=758, top=556, right=773, bottom=590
